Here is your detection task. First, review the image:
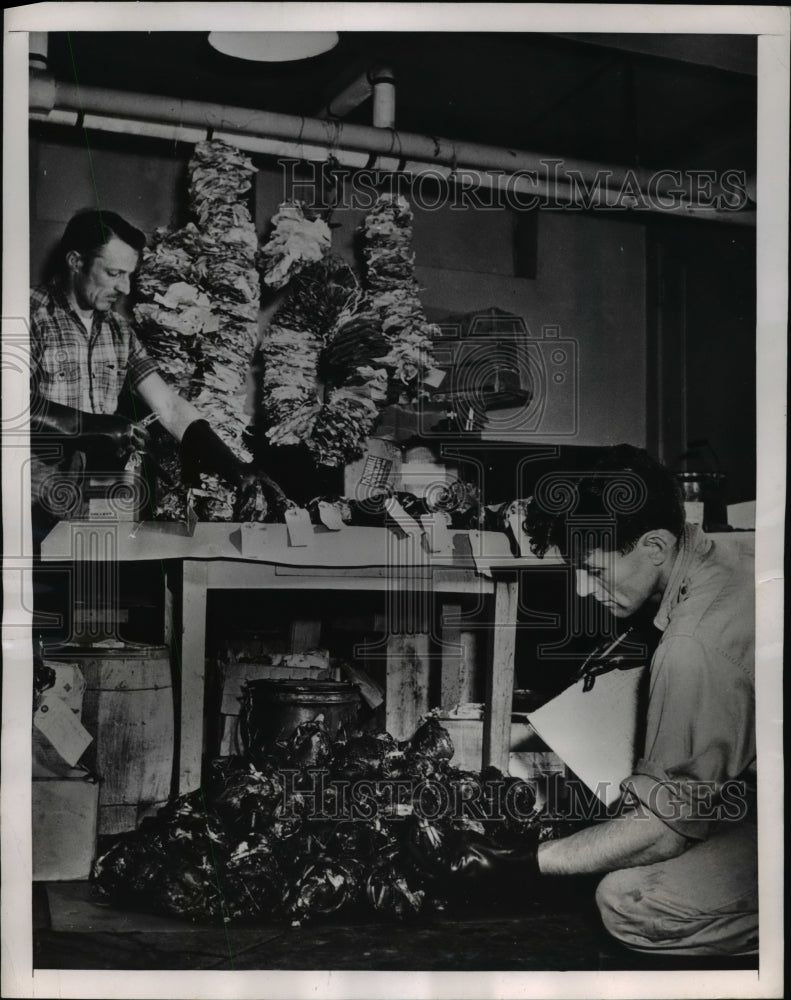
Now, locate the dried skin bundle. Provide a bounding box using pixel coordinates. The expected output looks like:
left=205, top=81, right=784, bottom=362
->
left=361, top=194, right=441, bottom=398
left=258, top=245, right=389, bottom=467
left=134, top=139, right=261, bottom=518
left=259, top=202, right=332, bottom=289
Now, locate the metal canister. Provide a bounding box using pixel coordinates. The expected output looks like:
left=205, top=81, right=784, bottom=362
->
left=676, top=471, right=728, bottom=530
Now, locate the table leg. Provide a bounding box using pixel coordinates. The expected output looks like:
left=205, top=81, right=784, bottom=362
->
left=178, top=560, right=208, bottom=794
left=439, top=603, right=478, bottom=711
left=482, top=578, right=518, bottom=773
left=386, top=632, right=430, bottom=741
left=439, top=602, right=463, bottom=711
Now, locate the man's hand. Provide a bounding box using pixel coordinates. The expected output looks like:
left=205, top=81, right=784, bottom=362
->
left=410, top=830, right=541, bottom=902
left=234, top=473, right=268, bottom=522
left=181, top=419, right=245, bottom=487
left=181, top=420, right=292, bottom=519
left=81, top=412, right=149, bottom=460
left=233, top=468, right=292, bottom=522
left=447, top=832, right=540, bottom=890
left=30, top=396, right=148, bottom=461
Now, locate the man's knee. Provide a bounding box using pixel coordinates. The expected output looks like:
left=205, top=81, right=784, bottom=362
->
left=595, top=869, right=650, bottom=945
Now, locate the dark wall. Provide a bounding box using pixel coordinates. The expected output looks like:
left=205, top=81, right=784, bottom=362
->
left=645, top=220, right=756, bottom=504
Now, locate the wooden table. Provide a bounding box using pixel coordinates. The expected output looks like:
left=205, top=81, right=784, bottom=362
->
left=41, top=520, right=555, bottom=793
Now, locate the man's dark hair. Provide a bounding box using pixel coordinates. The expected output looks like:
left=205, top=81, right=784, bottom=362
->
left=525, top=444, right=685, bottom=559
left=59, top=210, right=146, bottom=269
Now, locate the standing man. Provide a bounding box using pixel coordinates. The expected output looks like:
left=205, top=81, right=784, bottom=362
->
left=30, top=209, right=274, bottom=529
left=438, top=445, right=757, bottom=957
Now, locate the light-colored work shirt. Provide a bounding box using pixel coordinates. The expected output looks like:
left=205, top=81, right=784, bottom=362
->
left=624, top=524, right=755, bottom=840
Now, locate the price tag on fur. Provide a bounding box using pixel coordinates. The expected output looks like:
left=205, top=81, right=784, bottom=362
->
left=420, top=512, right=452, bottom=553
left=33, top=694, right=93, bottom=767
left=318, top=501, right=344, bottom=531
left=285, top=507, right=313, bottom=546
left=240, top=522, right=267, bottom=557
left=508, top=506, right=527, bottom=557
left=423, top=367, right=447, bottom=389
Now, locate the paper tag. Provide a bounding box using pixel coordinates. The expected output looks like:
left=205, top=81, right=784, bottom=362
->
left=422, top=366, right=447, bottom=389
left=41, top=662, right=86, bottom=715
left=420, top=512, right=452, bottom=553
left=33, top=694, right=93, bottom=767
left=318, top=501, right=345, bottom=531
left=385, top=496, right=423, bottom=537
left=508, top=507, right=525, bottom=556
left=240, top=522, right=268, bottom=557
left=285, top=507, right=313, bottom=547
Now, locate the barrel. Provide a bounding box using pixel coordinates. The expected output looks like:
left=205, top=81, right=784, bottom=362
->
left=44, top=642, right=174, bottom=835
left=239, top=680, right=361, bottom=753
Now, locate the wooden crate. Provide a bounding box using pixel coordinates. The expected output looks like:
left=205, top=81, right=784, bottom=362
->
left=32, top=771, right=99, bottom=880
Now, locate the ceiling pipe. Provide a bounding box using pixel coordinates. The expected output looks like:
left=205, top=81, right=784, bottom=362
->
left=316, top=63, right=395, bottom=130
left=28, top=109, right=753, bottom=226
left=29, top=31, right=49, bottom=68
left=371, top=66, right=396, bottom=129
left=29, top=72, right=754, bottom=225
left=29, top=32, right=55, bottom=114
left=316, top=72, right=373, bottom=120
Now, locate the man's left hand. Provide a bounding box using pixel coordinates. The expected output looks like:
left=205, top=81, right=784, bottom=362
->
left=233, top=468, right=291, bottom=522
left=234, top=473, right=268, bottom=522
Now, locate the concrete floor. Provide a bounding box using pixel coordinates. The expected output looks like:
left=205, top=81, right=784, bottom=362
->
left=33, top=880, right=759, bottom=973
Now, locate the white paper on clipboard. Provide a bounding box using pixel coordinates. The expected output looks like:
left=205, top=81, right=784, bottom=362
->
left=527, top=664, right=647, bottom=806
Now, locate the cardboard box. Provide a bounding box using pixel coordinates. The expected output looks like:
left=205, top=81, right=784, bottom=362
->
left=32, top=770, right=99, bottom=881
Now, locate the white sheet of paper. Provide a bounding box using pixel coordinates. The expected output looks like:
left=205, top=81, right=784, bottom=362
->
left=527, top=665, right=647, bottom=806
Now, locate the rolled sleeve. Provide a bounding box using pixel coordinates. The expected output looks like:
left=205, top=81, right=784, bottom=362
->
left=621, top=634, right=754, bottom=841
left=127, top=329, right=159, bottom=388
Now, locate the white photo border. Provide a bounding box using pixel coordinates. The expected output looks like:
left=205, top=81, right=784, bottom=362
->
left=3, top=4, right=787, bottom=999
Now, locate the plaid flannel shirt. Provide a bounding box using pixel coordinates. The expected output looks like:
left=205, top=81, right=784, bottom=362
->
left=30, top=284, right=159, bottom=415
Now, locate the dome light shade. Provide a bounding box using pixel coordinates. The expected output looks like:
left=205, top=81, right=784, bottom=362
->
left=208, top=31, right=339, bottom=63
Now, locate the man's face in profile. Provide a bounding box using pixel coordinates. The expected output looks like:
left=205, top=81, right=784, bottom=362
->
left=575, top=539, right=664, bottom=619
left=70, top=236, right=139, bottom=313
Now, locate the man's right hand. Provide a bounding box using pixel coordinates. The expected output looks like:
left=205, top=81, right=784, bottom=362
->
left=410, top=830, right=541, bottom=902
left=80, top=411, right=149, bottom=459
left=30, top=397, right=148, bottom=460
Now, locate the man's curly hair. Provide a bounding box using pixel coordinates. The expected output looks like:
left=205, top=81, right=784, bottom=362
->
left=524, top=444, right=685, bottom=559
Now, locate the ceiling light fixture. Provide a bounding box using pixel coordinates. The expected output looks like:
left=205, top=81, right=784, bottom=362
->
left=208, top=31, right=339, bottom=63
